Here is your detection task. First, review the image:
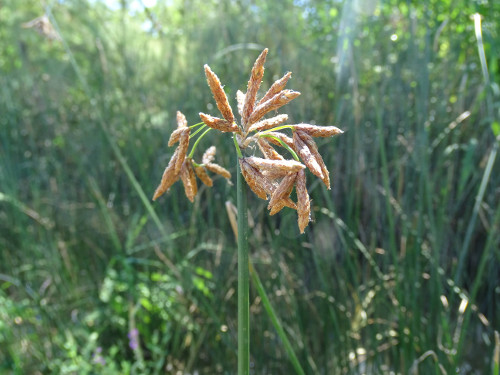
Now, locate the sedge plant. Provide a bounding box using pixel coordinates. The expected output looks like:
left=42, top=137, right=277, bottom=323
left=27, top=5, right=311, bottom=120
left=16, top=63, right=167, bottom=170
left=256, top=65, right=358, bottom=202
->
left=152, top=48, right=342, bottom=374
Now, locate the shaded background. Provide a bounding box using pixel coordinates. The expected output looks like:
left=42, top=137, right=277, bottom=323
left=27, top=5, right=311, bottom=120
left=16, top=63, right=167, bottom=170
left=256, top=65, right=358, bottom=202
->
left=1, top=0, right=499, bottom=374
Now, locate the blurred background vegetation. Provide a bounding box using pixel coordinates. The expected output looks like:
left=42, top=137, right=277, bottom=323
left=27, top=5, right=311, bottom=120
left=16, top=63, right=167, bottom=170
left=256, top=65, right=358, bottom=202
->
left=1, top=0, right=499, bottom=374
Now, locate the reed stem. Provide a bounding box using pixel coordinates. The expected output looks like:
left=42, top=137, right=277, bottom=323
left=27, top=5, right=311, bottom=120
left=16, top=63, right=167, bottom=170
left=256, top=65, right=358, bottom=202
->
left=237, top=156, right=250, bottom=375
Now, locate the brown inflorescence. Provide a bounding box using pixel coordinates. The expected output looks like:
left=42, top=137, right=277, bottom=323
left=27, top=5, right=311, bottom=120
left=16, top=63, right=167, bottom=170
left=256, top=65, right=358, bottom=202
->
left=154, top=49, right=342, bottom=233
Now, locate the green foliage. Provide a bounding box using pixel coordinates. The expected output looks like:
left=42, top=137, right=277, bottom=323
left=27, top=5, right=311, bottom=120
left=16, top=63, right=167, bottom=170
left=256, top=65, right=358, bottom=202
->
left=1, top=0, right=499, bottom=374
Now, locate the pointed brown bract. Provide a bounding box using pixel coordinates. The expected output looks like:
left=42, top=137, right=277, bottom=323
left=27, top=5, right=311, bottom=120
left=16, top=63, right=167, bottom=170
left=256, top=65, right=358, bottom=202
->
left=245, top=156, right=305, bottom=174
left=269, top=197, right=297, bottom=216
left=194, top=166, right=213, bottom=187
left=180, top=160, right=197, bottom=202
left=199, top=113, right=239, bottom=133
left=204, top=64, right=235, bottom=124
left=202, top=146, right=216, bottom=164
left=257, top=138, right=284, bottom=160
left=174, top=128, right=190, bottom=174
left=292, top=124, right=343, bottom=137
left=247, top=90, right=300, bottom=125
left=205, top=163, right=231, bottom=179
left=293, top=130, right=324, bottom=180
left=258, top=71, right=292, bottom=106
left=168, top=127, right=185, bottom=146
left=176, top=111, right=188, bottom=128
left=296, top=130, right=330, bottom=189
left=248, top=114, right=289, bottom=133
left=296, top=169, right=310, bottom=233
left=242, top=48, right=268, bottom=129
left=239, top=159, right=269, bottom=200
left=267, top=172, right=297, bottom=211
left=152, top=148, right=180, bottom=201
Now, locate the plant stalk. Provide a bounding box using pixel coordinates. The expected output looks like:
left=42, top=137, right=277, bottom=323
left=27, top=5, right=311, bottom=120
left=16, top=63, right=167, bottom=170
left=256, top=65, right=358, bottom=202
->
left=236, top=157, right=250, bottom=375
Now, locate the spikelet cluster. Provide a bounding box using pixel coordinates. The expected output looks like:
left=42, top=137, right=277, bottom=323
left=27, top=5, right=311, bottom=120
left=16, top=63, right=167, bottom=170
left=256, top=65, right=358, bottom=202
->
left=152, top=111, right=230, bottom=202
left=153, top=49, right=342, bottom=233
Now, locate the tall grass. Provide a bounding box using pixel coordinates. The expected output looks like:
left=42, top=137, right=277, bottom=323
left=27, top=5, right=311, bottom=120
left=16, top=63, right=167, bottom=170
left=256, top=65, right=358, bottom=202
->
left=1, top=0, right=498, bottom=374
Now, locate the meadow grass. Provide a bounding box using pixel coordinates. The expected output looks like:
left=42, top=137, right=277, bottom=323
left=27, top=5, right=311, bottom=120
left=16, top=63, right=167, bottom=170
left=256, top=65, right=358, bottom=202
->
left=1, top=0, right=499, bottom=374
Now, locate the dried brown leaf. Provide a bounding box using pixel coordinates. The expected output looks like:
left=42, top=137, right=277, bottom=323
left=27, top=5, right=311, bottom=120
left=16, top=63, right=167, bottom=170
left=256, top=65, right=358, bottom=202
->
left=204, top=64, right=235, bottom=124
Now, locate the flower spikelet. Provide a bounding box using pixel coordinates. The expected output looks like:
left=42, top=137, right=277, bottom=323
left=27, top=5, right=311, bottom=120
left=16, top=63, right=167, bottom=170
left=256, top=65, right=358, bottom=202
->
left=194, top=166, right=213, bottom=187
left=242, top=48, right=268, bottom=129
left=296, top=169, right=311, bottom=233
left=296, top=130, right=330, bottom=189
left=292, top=130, right=324, bottom=180
left=180, top=159, right=197, bottom=202
left=204, top=64, right=235, bottom=124
left=199, top=113, right=239, bottom=133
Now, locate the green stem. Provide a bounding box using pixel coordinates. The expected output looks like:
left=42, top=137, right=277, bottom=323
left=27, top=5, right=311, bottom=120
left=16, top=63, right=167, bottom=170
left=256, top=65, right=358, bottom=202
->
left=249, top=260, right=306, bottom=375
left=236, top=157, right=250, bottom=375
left=188, top=128, right=211, bottom=158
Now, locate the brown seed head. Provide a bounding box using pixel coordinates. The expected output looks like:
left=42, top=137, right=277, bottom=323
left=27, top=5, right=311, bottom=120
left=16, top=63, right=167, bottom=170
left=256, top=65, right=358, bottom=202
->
left=239, top=159, right=269, bottom=200
left=152, top=148, right=181, bottom=201
left=176, top=111, right=188, bottom=128
left=296, top=169, right=311, bottom=233
left=180, top=160, right=198, bottom=202
left=205, top=163, right=231, bottom=179
left=258, top=71, right=292, bottom=106
left=204, top=64, right=235, bottom=124
left=168, top=127, right=185, bottom=147
left=293, top=130, right=324, bottom=179
left=247, top=90, right=300, bottom=126
left=292, top=124, right=343, bottom=137
left=242, top=48, right=268, bottom=128
left=296, top=130, right=330, bottom=189
left=194, top=166, right=213, bottom=187
left=174, top=128, right=190, bottom=174
left=267, top=172, right=297, bottom=211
